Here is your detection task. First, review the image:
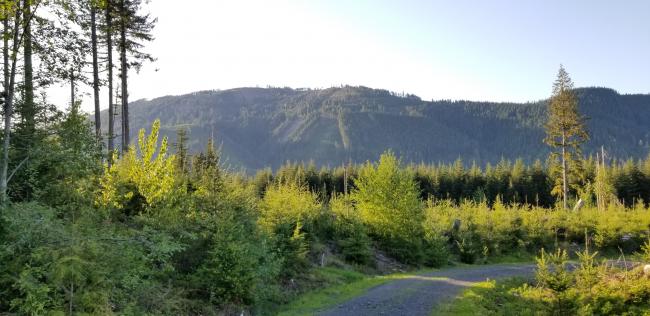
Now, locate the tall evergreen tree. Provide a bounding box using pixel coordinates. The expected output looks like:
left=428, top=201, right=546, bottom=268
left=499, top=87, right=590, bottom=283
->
left=20, top=0, right=35, bottom=141
left=116, top=0, right=155, bottom=152
left=544, top=66, right=589, bottom=209
left=90, top=0, right=101, bottom=139
left=105, top=0, right=115, bottom=161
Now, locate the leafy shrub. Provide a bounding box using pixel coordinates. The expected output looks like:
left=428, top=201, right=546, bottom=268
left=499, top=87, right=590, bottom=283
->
left=98, top=119, right=180, bottom=217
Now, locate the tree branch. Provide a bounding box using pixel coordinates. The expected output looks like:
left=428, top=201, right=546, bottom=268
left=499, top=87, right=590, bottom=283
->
left=7, top=155, right=27, bottom=183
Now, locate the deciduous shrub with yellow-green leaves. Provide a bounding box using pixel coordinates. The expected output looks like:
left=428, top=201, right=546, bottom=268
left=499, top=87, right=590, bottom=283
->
left=98, top=119, right=180, bottom=216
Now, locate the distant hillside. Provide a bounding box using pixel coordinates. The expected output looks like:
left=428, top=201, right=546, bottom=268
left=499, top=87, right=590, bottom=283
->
left=100, top=86, right=650, bottom=170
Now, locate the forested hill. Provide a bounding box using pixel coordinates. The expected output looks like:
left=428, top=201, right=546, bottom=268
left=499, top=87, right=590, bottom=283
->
left=102, top=86, right=650, bottom=170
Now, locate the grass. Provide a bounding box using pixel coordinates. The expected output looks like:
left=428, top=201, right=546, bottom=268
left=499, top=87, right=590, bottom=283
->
left=433, top=280, right=495, bottom=316
left=433, top=277, right=537, bottom=316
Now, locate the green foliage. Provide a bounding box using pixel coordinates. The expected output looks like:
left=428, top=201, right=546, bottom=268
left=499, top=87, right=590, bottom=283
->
left=424, top=199, right=650, bottom=264
left=259, top=181, right=323, bottom=277
left=330, top=194, right=373, bottom=265
left=244, top=153, right=650, bottom=210
left=353, top=151, right=424, bottom=264
left=259, top=181, right=323, bottom=234
left=640, top=238, right=650, bottom=262
left=5, top=105, right=650, bottom=315
left=444, top=253, right=650, bottom=315
left=99, top=119, right=180, bottom=216
left=536, top=249, right=573, bottom=294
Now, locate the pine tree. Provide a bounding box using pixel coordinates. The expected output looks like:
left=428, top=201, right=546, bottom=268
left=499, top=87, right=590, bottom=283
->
left=21, top=0, right=35, bottom=139
left=105, top=0, right=116, bottom=162
left=352, top=151, right=424, bottom=264
left=116, top=0, right=155, bottom=152
left=544, top=66, right=589, bottom=209
left=90, top=0, right=101, bottom=139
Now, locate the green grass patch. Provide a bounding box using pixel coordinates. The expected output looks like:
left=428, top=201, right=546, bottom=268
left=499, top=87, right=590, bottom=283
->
left=433, top=277, right=540, bottom=316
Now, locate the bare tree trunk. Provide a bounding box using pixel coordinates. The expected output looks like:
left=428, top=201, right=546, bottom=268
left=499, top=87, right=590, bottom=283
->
left=91, top=4, right=100, bottom=139
left=561, top=132, right=568, bottom=209
left=106, top=0, right=114, bottom=163
left=1, top=6, right=22, bottom=201
left=1, top=16, right=11, bottom=202
left=119, top=0, right=129, bottom=152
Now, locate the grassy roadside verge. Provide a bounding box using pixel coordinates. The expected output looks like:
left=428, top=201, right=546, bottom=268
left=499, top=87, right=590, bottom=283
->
left=433, top=277, right=535, bottom=316
left=275, top=267, right=437, bottom=316
left=275, top=258, right=535, bottom=316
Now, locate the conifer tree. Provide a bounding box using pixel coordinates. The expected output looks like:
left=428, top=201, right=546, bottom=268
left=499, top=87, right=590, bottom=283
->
left=116, top=0, right=155, bottom=152
left=21, top=0, right=35, bottom=140
left=352, top=151, right=423, bottom=263
left=544, top=66, right=589, bottom=209
left=90, top=0, right=101, bottom=138
left=105, top=0, right=116, bottom=161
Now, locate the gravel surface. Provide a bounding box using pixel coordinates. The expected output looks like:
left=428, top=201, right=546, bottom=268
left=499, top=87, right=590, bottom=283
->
left=319, top=263, right=536, bottom=316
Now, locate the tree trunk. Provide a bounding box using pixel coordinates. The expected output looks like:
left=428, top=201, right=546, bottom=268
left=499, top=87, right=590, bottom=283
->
left=1, top=16, right=10, bottom=201
left=23, top=0, right=34, bottom=138
left=91, top=4, right=100, bottom=139
left=119, top=0, right=129, bottom=152
left=106, top=0, right=114, bottom=163
left=561, top=132, right=568, bottom=209
left=1, top=5, right=22, bottom=201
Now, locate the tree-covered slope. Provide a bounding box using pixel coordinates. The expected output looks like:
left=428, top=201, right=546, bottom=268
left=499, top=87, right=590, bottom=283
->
left=101, top=86, right=650, bottom=170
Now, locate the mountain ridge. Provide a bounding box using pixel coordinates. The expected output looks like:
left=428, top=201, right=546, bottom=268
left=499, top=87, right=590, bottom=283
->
left=100, top=86, right=650, bottom=170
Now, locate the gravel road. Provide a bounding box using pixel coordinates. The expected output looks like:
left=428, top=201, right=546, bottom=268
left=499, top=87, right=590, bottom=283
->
left=318, top=263, right=536, bottom=316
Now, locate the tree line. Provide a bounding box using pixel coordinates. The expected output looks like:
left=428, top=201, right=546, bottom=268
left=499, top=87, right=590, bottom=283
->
left=247, top=153, right=650, bottom=210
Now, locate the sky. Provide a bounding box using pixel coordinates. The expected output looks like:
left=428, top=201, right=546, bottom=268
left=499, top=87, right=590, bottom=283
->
left=53, top=0, right=650, bottom=112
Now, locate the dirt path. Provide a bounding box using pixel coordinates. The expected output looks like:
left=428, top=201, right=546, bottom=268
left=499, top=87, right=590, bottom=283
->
left=318, top=263, right=535, bottom=316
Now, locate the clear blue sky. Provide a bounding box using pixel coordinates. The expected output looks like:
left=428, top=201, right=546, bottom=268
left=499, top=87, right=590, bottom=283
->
left=67, top=0, right=650, bottom=112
